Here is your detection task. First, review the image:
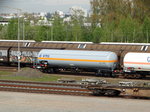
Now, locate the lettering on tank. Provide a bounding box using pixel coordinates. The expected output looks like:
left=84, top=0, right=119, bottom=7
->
left=39, top=53, right=50, bottom=58
left=147, top=57, right=150, bottom=62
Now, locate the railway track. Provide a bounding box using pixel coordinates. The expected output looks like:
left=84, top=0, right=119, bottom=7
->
left=0, top=80, right=150, bottom=100
left=0, top=65, right=150, bottom=81
left=0, top=66, right=17, bottom=72
left=0, top=80, right=91, bottom=96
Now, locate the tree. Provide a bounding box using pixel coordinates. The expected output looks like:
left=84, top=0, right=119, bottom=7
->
left=0, top=25, right=7, bottom=39
left=93, top=27, right=103, bottom=43
left=70, top=6, right=85, bottom=26
left=7, top=19, right=18, bottom=39
left=52, top=13, right=65, bottom=41
left=90, top=0, right=104, bottom=28
left=90, top=0, right=149, bottom=23
left=138, top=0, right=150, bottom=16
left=35, top=26, right=47, bottom=41
left=82, top=26, right=93, bottom=42
left=118, top=16, right=140, bottom=42
left=71, top=21, right=82, bottom=41
left=0, top=17, right=3, bottom=21
left=63, top=22, right=72, bottom=41
left=90, top=0, right=150, bottom=43
left=0, top=25, right=3, bottom=31
left=142, top=17, right=150, bottom=42
left=69, top=6, right=86, bottom=41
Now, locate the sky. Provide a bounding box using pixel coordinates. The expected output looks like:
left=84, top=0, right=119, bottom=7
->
left=0, top=0, right=90, bottom=13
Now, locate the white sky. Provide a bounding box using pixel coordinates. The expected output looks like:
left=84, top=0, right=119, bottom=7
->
left=0, top=0, right=90, bottom=13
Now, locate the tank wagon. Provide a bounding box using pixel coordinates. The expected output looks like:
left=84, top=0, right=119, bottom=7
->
left=123, top=52, right=150, bottom=78
left=37, top=49, right=150, bottom=78
left=37, top=49, right=118, bottom=76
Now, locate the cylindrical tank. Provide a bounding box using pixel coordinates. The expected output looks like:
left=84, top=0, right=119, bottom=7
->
left=37, top=49, right=118, bottom=70
left=124, top=52, right=150, bottom=71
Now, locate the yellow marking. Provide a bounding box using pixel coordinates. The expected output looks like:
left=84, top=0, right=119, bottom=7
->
left=38, top=57, right=117, bottom=63
left=124, top=62, right=150, bottom=65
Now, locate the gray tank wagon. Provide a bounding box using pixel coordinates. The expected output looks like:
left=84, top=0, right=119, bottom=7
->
left=37, top=49, right=118, bottom=76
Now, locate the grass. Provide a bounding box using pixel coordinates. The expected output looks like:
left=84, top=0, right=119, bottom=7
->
left=0, top=75, right=62, bottom=82
left=0, top=70, right=62, bottom=82
left=0, top=71, right=13, bottom=76
left=0, top=70, right=83, bottom=82
left=0, top=70, right=150, bottom=86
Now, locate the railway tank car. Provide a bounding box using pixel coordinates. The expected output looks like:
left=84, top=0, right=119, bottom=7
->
left=123, top=52, right=150, bottom=78
left=37, top=49, right=118, bottom=76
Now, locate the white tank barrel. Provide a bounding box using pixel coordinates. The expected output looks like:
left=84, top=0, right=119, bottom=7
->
left=124, top=52, right=150, bottom=71
left=37, top=49, right=118, bottom=70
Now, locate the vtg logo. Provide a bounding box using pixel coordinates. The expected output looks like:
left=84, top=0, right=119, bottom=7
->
left=39, top=54, right=50, bottom=58
left=147, top=57, right=150, bottom=62
left=39, top=54, right=42, bottom=57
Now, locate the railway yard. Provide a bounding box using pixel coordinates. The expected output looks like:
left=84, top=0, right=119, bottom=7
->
left=0, top=40, right=150, bottom=112
left=0, top=64, right=150, bottom=112
left=0, top=67, right=150, bottom=99
left=0, top=79, right=150, bottom=98
left=1, top=40, right=150, bottom=78
left=1, top=0, right=150, bottom=110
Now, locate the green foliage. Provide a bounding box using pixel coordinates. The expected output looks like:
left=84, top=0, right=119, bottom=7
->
left=82, top=26, right=93, bottom=42
left=142, top=17, right=150, bottom=42
left=0, top=0, right=150, bottom=43
left=93, top=27, right=102, bottom=43
left=90, top=0, right=150, bottom=43
left=52, top=14, right=65, bottom=41
left=25, top=24, right=36, bottom=40
left=71, top=23, right=82, bottom=41
left=7, top=19, right=18, bottom=39
left=0, top=25, right=7, bottom=39
left=118, top=16, right=137, bottom=42
left=0, top=25, right=3, bottom=31
left=0, top=17, right=3, bottom=21
left=36, top=26, right=48, bottom=41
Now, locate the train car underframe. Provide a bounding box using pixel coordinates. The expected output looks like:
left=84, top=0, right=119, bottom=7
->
left=37, top=61, right=115, bottom=77
left=123, top=71, right=147, bottom=79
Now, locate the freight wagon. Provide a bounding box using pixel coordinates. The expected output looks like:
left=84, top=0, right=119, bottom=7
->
left=37, top=49, right=118, bottom=76
left=37, top=49, right=150, bottom=78
left=1, top=40, right=150, bottom=78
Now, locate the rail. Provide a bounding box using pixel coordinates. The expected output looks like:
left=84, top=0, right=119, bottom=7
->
left=0, top=80, right=91, bottom=96
left=0, top=80, right=150, bottom=99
